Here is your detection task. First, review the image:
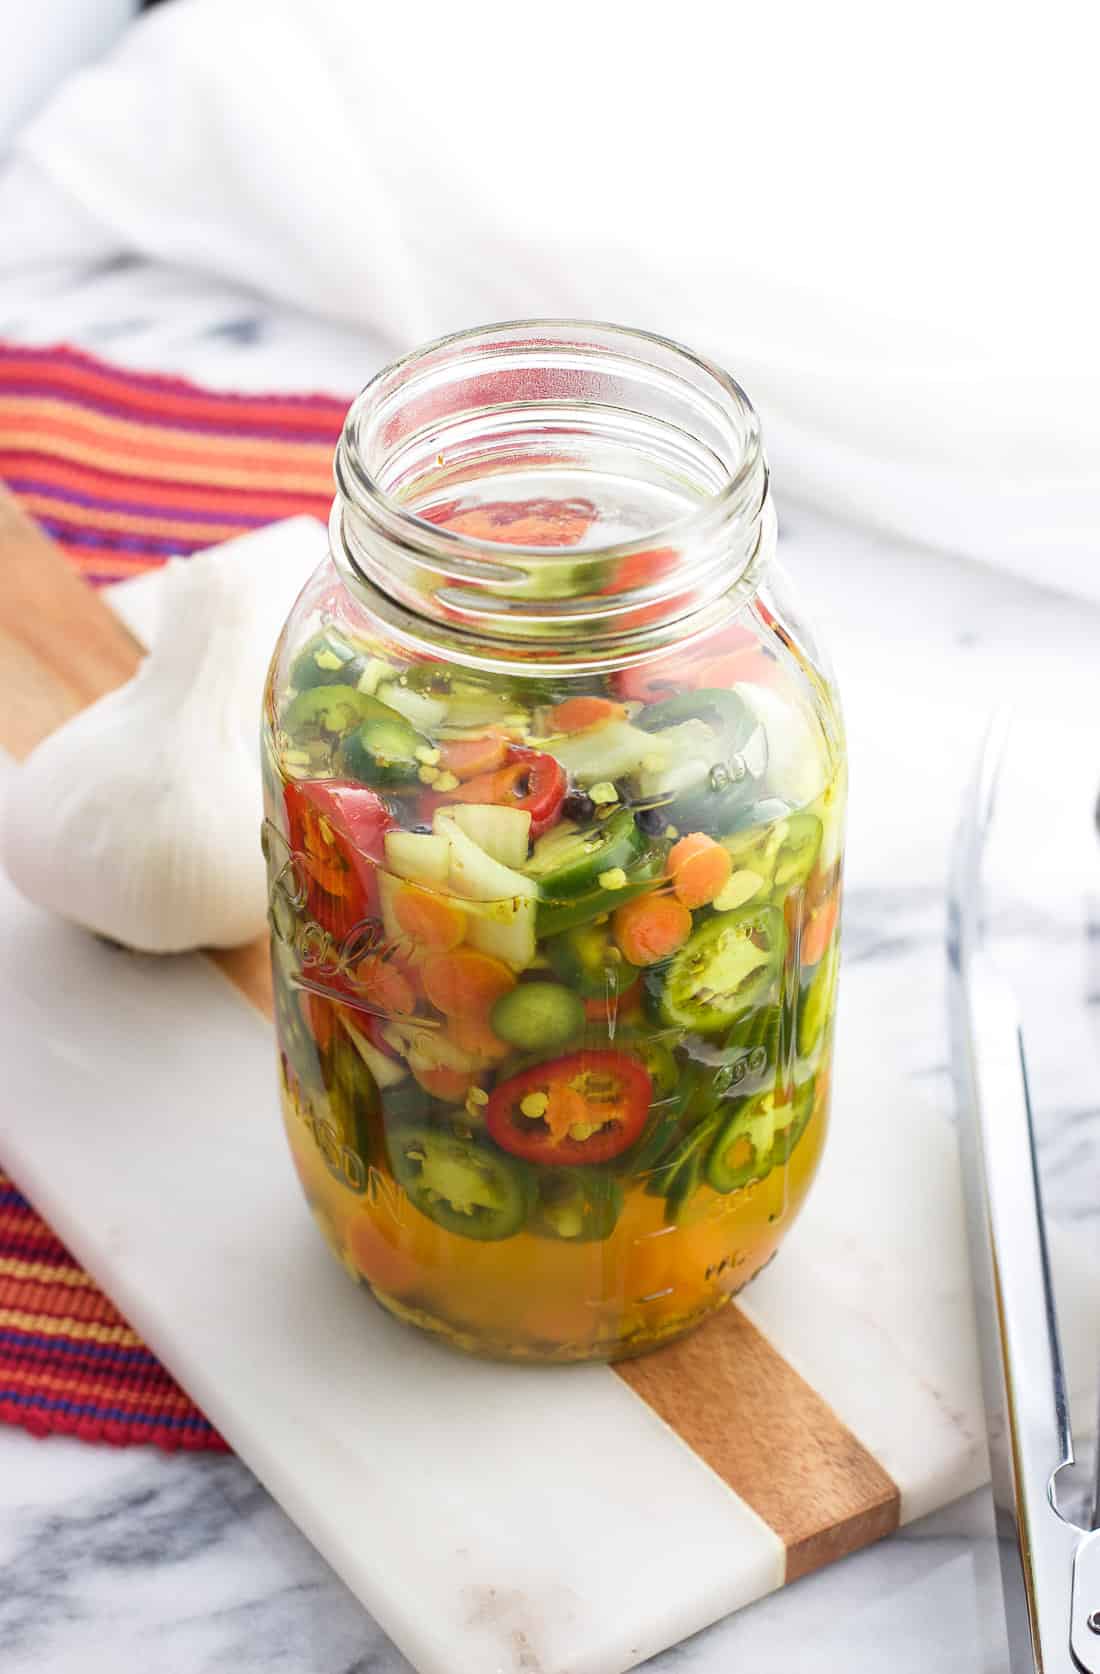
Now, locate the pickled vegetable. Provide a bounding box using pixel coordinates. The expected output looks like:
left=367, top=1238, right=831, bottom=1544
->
left=266, top=569, right=843, bottom=1362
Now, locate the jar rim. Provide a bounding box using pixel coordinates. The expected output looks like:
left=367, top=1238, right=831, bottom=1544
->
left=338, top=317, right=764, bottom=562
left=331, top=318, right=771, bottom=650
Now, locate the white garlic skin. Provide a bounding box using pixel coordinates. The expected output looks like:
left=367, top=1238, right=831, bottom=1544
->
left=1, top=518, right=324, bottom=954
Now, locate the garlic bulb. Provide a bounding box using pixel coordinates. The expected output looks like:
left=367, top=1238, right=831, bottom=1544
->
left=1, top=517, right=324, bottom=953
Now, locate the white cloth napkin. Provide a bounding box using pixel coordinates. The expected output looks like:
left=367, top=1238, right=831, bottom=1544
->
left=2, top=0, right=1097, bottom=602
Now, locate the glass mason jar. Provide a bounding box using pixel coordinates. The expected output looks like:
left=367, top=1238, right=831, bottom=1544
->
left=262, top=321, right=845, bottom=1363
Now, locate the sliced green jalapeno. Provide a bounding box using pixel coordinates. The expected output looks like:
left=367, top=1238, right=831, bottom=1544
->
left=387, top=1125, right=531, bottom=1240
left=545, top=918, right=639, bottom=1000
left=651, top=905, right=785, bottom=1035
left=768, top=1077, right=817, bottom=1171
left=535, top=846, right=668, bottom=938
left=289, top=630, right=367, bottom=692
left=529, top=1169, right=624, bottom=1242
left=336, top=694, right=431, bottom=788
left=771, top=812, right=823, bottom=893
left=282, top=683, right=375, bottom=746
left=798, top=941, right=839, bottom=1057
left=637, top=688, right=768, bottom=834
left=525, top=808, right=644, bottom=898
left=706, top=1093, right=777, bottom=1193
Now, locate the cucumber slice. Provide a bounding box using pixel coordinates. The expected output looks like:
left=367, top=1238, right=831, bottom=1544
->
left=525, top=808, right=643, bottom=897
left=443, top=804, right=532, bottom=869
left=490, top=982, right=585, bottom=1052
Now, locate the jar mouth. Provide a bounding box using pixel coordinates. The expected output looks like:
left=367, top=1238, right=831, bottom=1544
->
left=331, top=319, right=771, bottom=647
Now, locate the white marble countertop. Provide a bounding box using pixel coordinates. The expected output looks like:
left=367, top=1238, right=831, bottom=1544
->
left=1, top=256, right=1098, bottom=1673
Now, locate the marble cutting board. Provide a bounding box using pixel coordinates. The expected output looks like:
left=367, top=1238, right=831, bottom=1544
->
left=0, top=491, right=1093, bottom=1674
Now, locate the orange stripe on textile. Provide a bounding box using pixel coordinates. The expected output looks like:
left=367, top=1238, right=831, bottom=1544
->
left=0, top=341, right=353, bottom=1443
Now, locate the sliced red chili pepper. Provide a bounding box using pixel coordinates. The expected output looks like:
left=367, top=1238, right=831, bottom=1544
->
left=284, top=780, right=395, bottom=937
left=423, top=744, right=566, bottom=838
left=486, top=1050, right=651, bottom=1166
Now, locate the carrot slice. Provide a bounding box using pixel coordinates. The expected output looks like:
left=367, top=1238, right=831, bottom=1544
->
left=392, top=881, right=467, bottom=951
left=411, top=1062, right=472, bottom=1102
left=801, top=896, right=838, bottom=967
left=346, top=956, right=418, bottom=1017
left=439, top=735, right=510, bottom=780
left=422, top=947, right=517, bottom=1021
left=612, top=893, right=693, bottom=966
left=448, top=1017, right=511, bottom=1062
left=548, top=695, right=626, bottom=733
left=667, top=831, right=733, bottom=909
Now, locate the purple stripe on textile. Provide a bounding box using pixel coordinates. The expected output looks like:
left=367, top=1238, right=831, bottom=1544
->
left=0, top=379, right=343, bottom=441
left=5, top=476, right=274, bottom=525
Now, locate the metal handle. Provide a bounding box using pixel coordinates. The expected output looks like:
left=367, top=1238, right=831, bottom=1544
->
left=949, top=716, right=1099, bottom=1673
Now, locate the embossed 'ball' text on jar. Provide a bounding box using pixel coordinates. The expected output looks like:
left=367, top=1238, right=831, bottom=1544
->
left=262, top=321, right=846, bottom=1362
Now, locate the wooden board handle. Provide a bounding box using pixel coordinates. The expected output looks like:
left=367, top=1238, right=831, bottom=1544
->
left=0, top=485, right=273, bottom=1014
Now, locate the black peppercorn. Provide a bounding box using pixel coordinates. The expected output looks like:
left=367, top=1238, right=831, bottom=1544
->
left=634, top=805, right=667, bottom=836
left=561, top=789, right=596, bottom=824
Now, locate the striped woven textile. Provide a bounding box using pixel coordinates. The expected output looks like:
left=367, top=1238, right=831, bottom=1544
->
left=0, top=1167, right=226, bottom=1449
left=0, top=340, right=353, bottom=1446
left=0, top=341, right=349, bottom=585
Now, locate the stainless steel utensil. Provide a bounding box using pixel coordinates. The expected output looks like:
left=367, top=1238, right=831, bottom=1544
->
left=949, top=714, right=1099, bottom=1673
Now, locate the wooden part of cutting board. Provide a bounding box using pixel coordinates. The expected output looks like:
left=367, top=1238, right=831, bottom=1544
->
left=0, top=483, right=899, bottom=1585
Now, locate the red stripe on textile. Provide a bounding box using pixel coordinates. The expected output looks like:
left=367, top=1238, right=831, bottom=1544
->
left=1, top=451, right=333, bottom=519
left=0, top=342, right=350, bottom=429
